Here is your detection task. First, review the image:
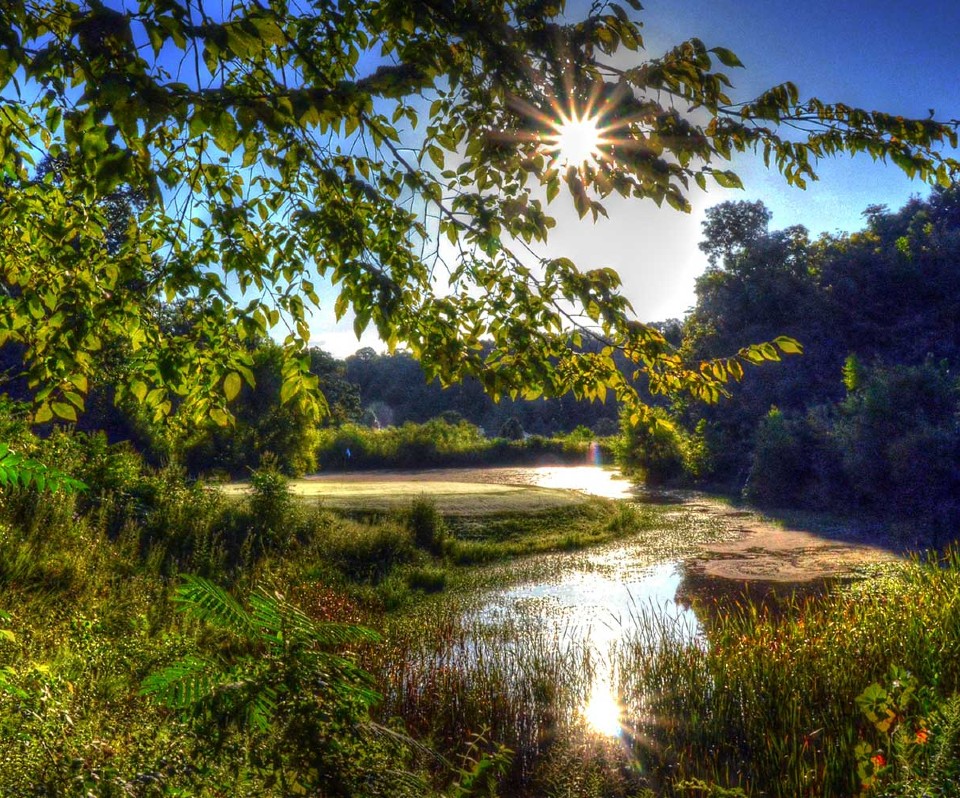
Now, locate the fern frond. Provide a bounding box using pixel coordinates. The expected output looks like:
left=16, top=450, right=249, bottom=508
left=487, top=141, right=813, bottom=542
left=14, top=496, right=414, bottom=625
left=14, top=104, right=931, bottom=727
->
left=248, top=588, right=380, bottom=649
left=175, top=575, right=254, bottom=638
left=140, top=654, right=220, bottom=708
left=142, top=656, right=280, bottom=732
left=248, top=591, right=286, bottom=644
left=310, top=621, right=381, bottom=648
left=244, top=684, right=279, bottom=733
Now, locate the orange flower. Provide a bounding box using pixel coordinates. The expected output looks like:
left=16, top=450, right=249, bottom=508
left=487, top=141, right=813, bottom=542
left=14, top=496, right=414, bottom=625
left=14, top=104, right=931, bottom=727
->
left=915, top=728, right=929, bottom=744
left=871, top=753, right=887, bottom=768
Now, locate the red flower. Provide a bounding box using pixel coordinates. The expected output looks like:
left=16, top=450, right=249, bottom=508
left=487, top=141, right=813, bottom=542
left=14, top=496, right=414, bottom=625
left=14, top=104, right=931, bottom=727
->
left=915, top=728, right=929, bottom=744
left=871, top=753, right=887, bottom=769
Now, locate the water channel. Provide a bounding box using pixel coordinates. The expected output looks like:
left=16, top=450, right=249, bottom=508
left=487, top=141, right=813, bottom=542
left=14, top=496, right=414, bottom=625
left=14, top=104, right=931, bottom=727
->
left=358, top=463, right=890, bottom=793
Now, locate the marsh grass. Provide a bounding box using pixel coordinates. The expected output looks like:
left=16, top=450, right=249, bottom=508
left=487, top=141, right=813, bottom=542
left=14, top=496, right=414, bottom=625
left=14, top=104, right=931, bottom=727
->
left=369, top=550, right=960, bottom=797
left=615, top=552, right=960, bottom=796
left=373, top=605, right=621, bottom=794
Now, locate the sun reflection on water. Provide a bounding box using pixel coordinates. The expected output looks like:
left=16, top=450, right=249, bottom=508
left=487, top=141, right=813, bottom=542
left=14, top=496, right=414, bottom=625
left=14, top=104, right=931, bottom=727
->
left=583, top=677, right=623, bottom=737
left=475, top=557, right=701, bottom=748
left=528, top=465, right=634, bottom=500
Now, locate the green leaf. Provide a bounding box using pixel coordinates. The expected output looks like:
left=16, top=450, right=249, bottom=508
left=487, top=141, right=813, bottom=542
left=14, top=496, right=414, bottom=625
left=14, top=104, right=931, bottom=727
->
left=773, top=336, right=803, bottom=355
left=426, top=145, right=444, bottom=170
left=224, top=371, right=242, bottom=401
left=279, top=377, right=298, bottom=405
left=52, top=402, right=77, bottom=421
left=710, top=47, right=744, bottom=68
left=712, top=170, right=744, bottom=189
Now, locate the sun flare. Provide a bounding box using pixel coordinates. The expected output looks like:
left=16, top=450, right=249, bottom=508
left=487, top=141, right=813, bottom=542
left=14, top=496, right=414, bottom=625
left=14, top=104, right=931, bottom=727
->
left=547, top=112, right=604, bottom=168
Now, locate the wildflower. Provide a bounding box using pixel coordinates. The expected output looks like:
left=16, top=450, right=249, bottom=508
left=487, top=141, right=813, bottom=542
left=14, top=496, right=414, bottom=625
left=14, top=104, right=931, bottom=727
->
left=915, top=728, right=929, bottom=744
left=871, top=753, right=887, bottom=769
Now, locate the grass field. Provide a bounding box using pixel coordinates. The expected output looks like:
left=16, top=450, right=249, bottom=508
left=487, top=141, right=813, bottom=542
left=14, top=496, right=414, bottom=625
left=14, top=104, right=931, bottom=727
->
left=221, top=470, right=592, bottom=514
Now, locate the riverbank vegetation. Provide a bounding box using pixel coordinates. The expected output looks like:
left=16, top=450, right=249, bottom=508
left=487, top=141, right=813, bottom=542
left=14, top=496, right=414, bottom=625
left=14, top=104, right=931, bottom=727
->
left=0, top=428, right=545, bottom=794
left=2, top=418, right=960, bottom=796
left=3, top=0, right=960, bottom=792
left=314, top=421, right=615, bottom=472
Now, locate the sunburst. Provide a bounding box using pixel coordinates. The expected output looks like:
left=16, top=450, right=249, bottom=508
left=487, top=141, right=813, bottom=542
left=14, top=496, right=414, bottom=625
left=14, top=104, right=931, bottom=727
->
left=542, top=109, right=608, bottom=169
left=503, top=82, right=630, bottom=175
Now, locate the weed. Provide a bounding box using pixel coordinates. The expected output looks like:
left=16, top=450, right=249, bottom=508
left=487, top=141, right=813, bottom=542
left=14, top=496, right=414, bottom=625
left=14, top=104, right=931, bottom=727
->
left=407, top=566, right=448, bottom=593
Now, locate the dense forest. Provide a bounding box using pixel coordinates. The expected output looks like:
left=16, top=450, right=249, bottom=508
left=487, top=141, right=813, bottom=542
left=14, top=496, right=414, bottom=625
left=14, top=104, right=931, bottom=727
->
left=642, top=185, right=960, bottom=538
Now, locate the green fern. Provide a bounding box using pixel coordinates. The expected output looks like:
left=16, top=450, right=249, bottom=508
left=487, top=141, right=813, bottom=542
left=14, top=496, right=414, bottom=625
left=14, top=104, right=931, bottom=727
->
left=142, top=576, right=382, bottom=733
left=141, top=654, right=221, bottom=709
left=173, top=575, right=256, bottom=637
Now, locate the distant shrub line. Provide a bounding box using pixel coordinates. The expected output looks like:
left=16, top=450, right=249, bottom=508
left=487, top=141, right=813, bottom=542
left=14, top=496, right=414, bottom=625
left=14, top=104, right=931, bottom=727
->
left=315, top=420, right=616, bottom=472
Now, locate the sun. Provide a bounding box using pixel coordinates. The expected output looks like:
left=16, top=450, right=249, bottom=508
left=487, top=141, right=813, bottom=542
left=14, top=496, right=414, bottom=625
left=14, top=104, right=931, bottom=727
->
left=544, top=110, right=606, bottom=169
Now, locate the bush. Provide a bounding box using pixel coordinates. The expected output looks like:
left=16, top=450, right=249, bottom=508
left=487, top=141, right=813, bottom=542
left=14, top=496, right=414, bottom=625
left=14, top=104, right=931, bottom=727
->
left=742, top=407, right=812, bottom=506
left=324, top=519, right=415, bottom=583
left=407, top=497, right=445, bottom=554
left=834, top=361, right=960, bottom=533
left=249, top=461, right=292, bottom=526
left=499, top=417, right=524, bottom=441
left=407, top=566, right=447, bottom=593
left=855, top=671, right=960, bottom=797
left=616, top=406, right=685, bottom=485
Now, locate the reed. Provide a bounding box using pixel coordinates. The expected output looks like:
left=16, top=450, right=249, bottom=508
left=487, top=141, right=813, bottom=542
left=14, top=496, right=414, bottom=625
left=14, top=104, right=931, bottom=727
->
left=616, top=553, right=960, bottom=796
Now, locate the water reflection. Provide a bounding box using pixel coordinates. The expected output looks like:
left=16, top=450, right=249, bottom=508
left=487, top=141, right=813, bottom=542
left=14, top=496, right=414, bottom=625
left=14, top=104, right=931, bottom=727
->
left=583, top=675, right=623, bottom=736
left=475, top=559, right=700, bottom=739
left=522, top=465, right=637, bottom=500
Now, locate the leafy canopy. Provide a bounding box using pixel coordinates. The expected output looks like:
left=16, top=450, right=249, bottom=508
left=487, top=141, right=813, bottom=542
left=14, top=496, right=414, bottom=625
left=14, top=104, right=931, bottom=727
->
left=1, top=0, right=958, bottom=425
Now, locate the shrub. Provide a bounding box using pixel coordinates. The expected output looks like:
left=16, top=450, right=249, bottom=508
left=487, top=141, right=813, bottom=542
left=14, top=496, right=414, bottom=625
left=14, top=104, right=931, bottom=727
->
left=499, top=417, right=524, bottom=441
left=616, top=406, right=685, bottom=485
left=742, top=407, right=811, bottom=506
left=406, top=566, right=447, bottom=593
left=325, top=519, right=415, bottom=583
left=140, top=576, right=422, bottom=797
left=834, top=361, right=960, bottom=534
left=407, top=497, right=445, bottom=554
left=855, top=670, right=960, bottom=797
left=248, top=462, right=292, bottom=527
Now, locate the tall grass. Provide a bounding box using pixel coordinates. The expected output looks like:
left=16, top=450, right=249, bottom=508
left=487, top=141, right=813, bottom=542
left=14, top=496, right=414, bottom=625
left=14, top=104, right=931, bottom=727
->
left=373, top=605, right=636, bottom=795
left=368, top=554, right=960, bottom=797
left=616, top=553, right=960, bottom=796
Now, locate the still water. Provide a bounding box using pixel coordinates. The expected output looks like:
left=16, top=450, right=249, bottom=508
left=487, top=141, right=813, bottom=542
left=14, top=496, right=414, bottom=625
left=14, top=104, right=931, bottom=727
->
left=474, top=556, right=700, bottom=737
left=470, top=466, right=701, bottom=737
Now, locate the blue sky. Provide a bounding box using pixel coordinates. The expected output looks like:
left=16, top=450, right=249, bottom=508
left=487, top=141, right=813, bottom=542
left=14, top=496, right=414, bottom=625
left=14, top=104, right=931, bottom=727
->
left=310, top=0, right=960, bottom=356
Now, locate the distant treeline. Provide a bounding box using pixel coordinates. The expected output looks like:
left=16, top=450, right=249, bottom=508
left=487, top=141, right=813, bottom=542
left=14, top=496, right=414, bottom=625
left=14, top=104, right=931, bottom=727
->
left=637, top=185, right=960, bottom=538
left=7, top=185, right=960, bottom=532
left=342, top=346, right=620, bottom=436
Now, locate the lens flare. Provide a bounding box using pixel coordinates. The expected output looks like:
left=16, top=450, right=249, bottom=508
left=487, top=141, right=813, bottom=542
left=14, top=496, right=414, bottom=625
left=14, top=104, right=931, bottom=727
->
left=545, top=111, right=604, bottom=168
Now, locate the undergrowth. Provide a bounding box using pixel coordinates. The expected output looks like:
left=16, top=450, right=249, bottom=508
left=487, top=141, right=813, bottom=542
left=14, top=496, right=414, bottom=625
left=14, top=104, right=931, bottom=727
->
left=2, top=424, right=959, bottom=797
